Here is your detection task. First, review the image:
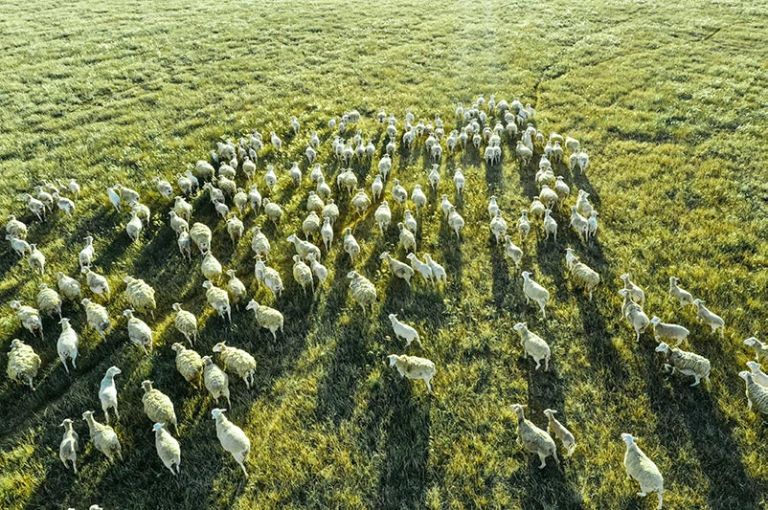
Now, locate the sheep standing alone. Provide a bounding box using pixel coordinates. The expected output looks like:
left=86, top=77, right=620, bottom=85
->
left=213, top=342, right=257, bottom=389
left=153, top=422, right=181, bottom=475
left=692, top=299, right=724, bottom=336
left=386, top=354, right=436, bottom=393
left=510, top=404, right=558, bottom=469
left=543, top=409, right=576, bottom=457
left=347, top=271, right=377, bottom=314
left=655, top=342, right=711, bottom=387
left=10, top=300, right=44, bottom=339
left=7, top=339, right=41, bottom=390
left=203, top=356, right=231, bottom=407
left=123, top=276, right=156, bottom=318
left=739, top=371, right=768, bottom=415
left=141, top=381, right=178, bottom=433
left=82, top=411, right=122, bottom=462
left=212, top=408, right=251, bottom=477
left=521, top=272, right=550, bottom=318
left=82, top=298, right=110, bottom=338
left=513, top=322, right=551, bottom=371
left=59, top=418, right=79, bottom=473
left=99, top=366, right=121, bottom=423
left=621, top=433, right=664, bottom=509
left=171, top=343, right=203, bottom=388
left=668, top=277, right=694, bottom=308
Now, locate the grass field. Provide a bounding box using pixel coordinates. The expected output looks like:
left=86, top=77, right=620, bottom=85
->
left=1, top=0, right=768, bottom=509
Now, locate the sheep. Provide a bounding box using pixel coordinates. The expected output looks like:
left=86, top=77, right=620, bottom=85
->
left=53, top=192, right=75, bottom=215
left=428, top=165, right=440, bottom=190
left=502, top=238, right=523, bottom=268
left=213, top=342, right=257, bottom=389
left=28, top=244, right=46, bottom=274
left=141, top=380, right=178, bottom=433
left=539, top=185, right=559, bottom=210
left=59, top=418, right=79, bottom=473
left=569, top=260, right=600, bottom=301
left=173, top=196, right=193, bottom=223
left=406, top=253, right=433, bottom=285
left=619, top=290, right=650, bottom=341
left=212, top=408, right=251, bottom=477
left=251, top=226, right=271, bottom=260
left=510, top=404, right=558, bottom=469
left=170, top=303, right=198, bottom=345
left=343, top=228, right=361, bottom=263
left=171, top=343, right=203, bottom=388
left=386, top=354, right=436, bottom=393
left=587, top=211, right=599, bottom=242
left=655, top=342, right=711, bottom=387
left=56, top=318, right=79, bottom=373
left=203, top=356, right=231, bottom=406
left=81, top=298, right=110, bottom=338
left=746, top=361, right=768, bottom=387
left=575, top=190, right=593, bottom=218
left=152, top=422, right=181, bottom=475
left=380, top=251, right=414, bottom=287
left=76, top=237, right=95, bottom=271
left=337, top=169, right=358, bottom=195
left=319, top=217, right=333, bottom=252
left=374, top=201, right=392, bottom=234
left=225, top=270, right=247, bottom=309
left=263, top=166, right=278, bottom=191
left=248, top=185, right=263, bottom=212
left=543, top=210, right=558, bottom=243
left=423, top=254, right=446, bottom=284
left=347, top=271, right=377, bottom=314
left=82, top=268, right=110, bottom=298
left=307, top=253, right=328, bottom=286
left=155, top=177, right=173, bottom=198
left=570, top=151, right=590, bottom=173
left=447, top=206, right=465, bottom=240
left=518, top=210, right=530, bottom=241
left=398, top=222, right=417, bottom=252
left=123, top=276, right=156, bottom=318
left=9, top=300, right=44, bottom=339
left=302, top=211, right=321, bottom=240
left=123, top=309, right=153, bottom=354
left=194, top=160, right=215, bottom=180
left=292, top=255, right=315, bottom=294
left=388, top=314, right=421, bottom=347
left=177, top=228, right=192, bottom=261
left=371, top=175, right=384, bottom=201
left=131, top=201, right=151, bottom=224
left=403, top=209, right=418, bottom=234
left=620, top=273, right=645, bottom=307
left=649, top=317, right=689, bottom=346
left=287, top=233, right=320, bottom=262
left=189, top=222, right=213, bottom=255
left=23, top=193, right=46, bottom=221
left=82, top=410, right=122, bottom=462
left=744, top=336, right=768, bottom=363
left=322, top=199, right=340, bottom=225
left=440, top=195, right=453, bottom=219
left=621, top=433, right=664, bottom=509
left=37, top=283, right=62, bottom=318
left=565, top=136, right=580, bottom=153
left=554, top=176, right=570, bottom=200
left=6, top=339, right=41, bottom=390
left=351, top=190, right=371, bottom=216
left=529, top=198, right=546, bottom=221
left=521, top=272, right=550, bottom=318
left=202, top=281, right=231, bottom=322
left=56, top=272, right=81, bottom=302
left=125, top=212, right=143, bottom=242
left=254, top=259, right=284, bottom=298
left=513, top=322, right=551, bottom=371
left=542, top=409, right=576, bottom=457
left=516, top=141, right=532, bottom=165
left=177, top=174, right=194, bottom=196
left=668, top=277, right=694, bottom=308
left=6, top=215, right=28, bottom=239
left=490, top=211, right=507, bottom=244
left=226, top=216, right=244, bottom=244
left=99, top=366, right=121, bottom=423
left=487, top=195, right=500, bottom=220
left=569, top=207, right=589, bottom=242
left=378, top=154, right=392, bottom=180
left=6, top=233, right=30, bottom=257
left=245, top=299, right=284, bottom=340
left=306, top=191, right=325, bottom=213
left=692, top=299, right=724, bottom=336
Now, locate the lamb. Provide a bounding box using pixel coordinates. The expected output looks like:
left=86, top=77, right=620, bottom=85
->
left=307, top=253, right=328, bottom=286
left=320, top=217, right=333, bottom=251
left=59, top=418, right=79, bottom=473
left=513, top=322, right=551, bottom=371
left=202, top=281, right=232, bottom=322
left=406, top=253, right=433, bottom=285
left=504, top=238, right=523, bottom=268
left=744, top=337, right=768, bottom=362
left=82, top=298, right=110, bottom=338
left=9, top=300, right=44, bottom=339
left=201, top=251, right=223, bottom=282
left=521, top=272, right=550, bottom=318
left=141, top=380, right=178, bottom=433
left=587, top=211, right=599, bottom=242
left=745, top=361, right=768, bottom=387
left=37, top=283, right=62, bottom=318
left=172, top=303, right=198, bottom=345
left=398, top=222, right=417, bottom=252
left=655, top=342, right=711, bottom=387
left=57, top=318, right=79, bottom=373
left=668, top=277, right=694, bottom=308
left=27, top=244, right=46, bottom=274
left=203, top=356, right=231, bottom=407
left=490, top=211, right=507, bottom=244
left=251, top=226, right=271, bottom=260
left=649, top=317, right=689, bottom=346
left=286, top=233, right=321, bottom=261
left=152, top=422, right=181, bottom=475
left=347, top=271, right=377, bottom=314
left=82, top=410, right=122, bottom=462
left=375, top=201, right=392, bottom=234
left=518, top=210, right=530, bottom=241
left=82, top=268, right=110, bottom=298
left=171, top=343, right=203, bottom=388
left=226, top=216, right=244, bottom=244
left=428, top=165, right=440, bottom=190
left=126, top=212, right=143, bottom=242
left=6, top=339, right=41, bottom=390
left=123, top=309, right=153, bottom=355
left=487, top=195, right=500, bottom=219
left=622, top=433, right=664, bottom=509
left=189, top=222, right=213, bottom=255
left=569, top=207, right=589, bottom=242
left=173, top=196, right=193, bottom=222
left=213, top=342, right=257, bottom=389
left=619, top=290, right=650, bottom=341
left=322, top=199, right=339, bottom=225
left=386, top=354, right=436, bottom=393
left=351, top=190, right=371, bottom=216
left=6, top=233, right=30, bottom=257
left=245, top=299, right=284, bottom=340
left=123, top=276, right=156, bottom=318
left=212, top=408, right=251, bottom=477
left=302, top=211, right=321, bottom=240
left=343, top=228, right=361, bottom=263
left=388, top=314, right=421, bottom=347
left=620, top=273, right=645, bottom=307
left=292, top=255, right=315, bottom=294
left=56, top=272, right=82, bottom=302
left=569, top=260, right=600, bottom=301
left=380, top=251, right=414, bottom=286
left=424, top=254, right=446, bottom=284
left=6, top=215, right=28, bottom=238
left=692, top=299, right=724, bottom=336
left=99, top=366, right=121, bottom=423
left=510, top=404, right=558, bottom=469
left=542, top=409, right=576, bottom=457
left=178, top=227, right=192, bottom=261
left=225, top=270, right=247, bottom=309
left=543, top=210, right=558, bottom=243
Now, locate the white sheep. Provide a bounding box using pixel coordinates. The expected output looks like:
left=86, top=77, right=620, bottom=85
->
left=543, top=210, right=558, bottom=243
left=59, top=418, right=79, bottom=473
left=575, top=190, right=593, bottom=218
left=28, top=244, right=46, bottom=274
left=655, top=342, right=711, bottom=387
left=619, top=290, right=650, bottom=341
left=153, top=422, right=181, bottom=475
left=172, top=303, right=198, bottom=345
left=490, top=211, right=507, bottom=244
left=6, top=339, right=41, bottom=390
left=412, top=185, right=427, bottom=210
left=569, top=207, right=589, bottom=242
left=692, top=299, right=724, bottom=336
left=212, top=408, right=250, bottom=477
left=649, top=317, right=689, bottom=346
left=542, top=409, right=576, bottom=457
left=251, top=226, right=271, bottom=260
left=518, top=211, right=531, bottom=241
left=510, top=404, right=558, bottom=469
left=141, top=380, right=178, bottom=433
left=668, top=277, right=694, bottom=308
left=189, top=222, right=212, bottom=255
left=388, top=314, right=421, bottom=347
left=569, top=260, right=600, bottom=301
left=126, top=212, right=143, bottom=242
left=424, top=254, right=446, bottom=284
left=82, top=268, right=110, bottom=298
left=82, top=298, right=110, bottom=338
left=6, top=233, right=30, bottom=257
left=380, top=251, right=414, bottom=287
left=521, top=271, right=550, bottom=318
left=320, top=217, right=333, bottom=251
left=99, top=366, right=121, bottom=423
left=405, top=253, right=433, bottom=285
left=351, top=190, right=371, bottom=216
left=226, top=216, right=244, bottom=244
left=177, top=227, right=192, bottom=261
left=123, top=309, right=153, bottom=355
left=203, top=356, right=231, bottom=406
left=213, top=342, right=257, bottom=389
left=398, top=222, right=417, bottom=252
left=57, top=318, right=79, bottom=373
left=171, top=343, right=203, bottom=388
left=201, top=251, right=223, bottom=282
left=504, top=238, right=523, bottom=268
left=123, top=276, right=156, bottom=318
left=347, top=271, right=377, bottom=314
left=254, top=258, right=283, bottom=299
left=173, top=196, right=193, bottom=222
left=621, top=433, right=664, bottom=509
left=307, top=253, right=328, bottom=286
left=386, top=354, right=436, bottom=393
left=9, top=300, right=44, bottom=339
left=79, top=236, right=95, bottom=270
left=202, top=281, right=231, bottom=322
left=82, top=410, right=122, bottom=462
left=529, top=198, right=546, bottom=221
left=620, top=273, right=645, bottom=307
left=447, top=206, right=465, bottom=240
left=322, top=199, right=339, bottom=225
left=37, top=283, right=62, bottom=318
left=745, top=361, right=768, bottom=387
left=245, top=299, right=284, bottom=340
left=286, top=233, right=321, bottom=261
left=56, top=272, right=81, bottom=302
left=744, top=337, right=768, bottom=362
left=513, top=322, right=551, bottom=371
left=292, top=255, right=315, bottom=294
left=587, top=211, right=598, bottom=242
left=375, top=201, right=392, bottom=234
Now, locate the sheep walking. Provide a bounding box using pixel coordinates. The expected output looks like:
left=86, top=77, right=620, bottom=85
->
left=744, top=337, right=768, bottom=363
left=620, top=273, right=645, bottom=307
left=82, top=411, right=122, bottom=462
left=203, top=356, right=231, bottom=407
left=513, top=322, right=551, bottom=371
left=172, top=303, right=198, bottom=345
left=141, top=380, right=178, bottom=433
left=649, top=317, right=689, bottom=346
left=99, top=366, right=121, bottom=423
left=56, top=272, right=82, bottom=302
left=202, top=281, right=232, bottom=323
left=254, top=258, right=284, bottom=299
left=347, top=271, right=377, bottom=314
left=386, top=354, right=436, bottom=394
left=153, top=422, right=181, bottom=475
left=59, top=418, right=79, bottom=473
left=124, top=276, right=156, bottom=319
left=543, top=409, right=576, bottom=458
left=619, top=290, right=650, bottom=341
left=692, top=299, right=724, bottom=337
left=9, top=300, right=44, bottom=339
left=380, top=251, right=414, bottom=287
left=521, top=272, right=550, bottom=319
left=123, top=309, right=153, bottom=355
left=655, top=342, right=711, bottom=387
left=568, top=258, right=600, bottom=301
left=510, top=404, right=558, bottom=469
left=745, top=361, right=768, bottom=387
left=668, top=277, right=694, bottom=308
left=622, top=433, right=664, bottom=509
left=213, top=342, right=257, bottom=389
left=171, top=343, right=203, bottom=388
left=82, top=298, right=110, bottom=338
left=212, top=408, right=251, bottom=477
left=245, top=299, right=284, bottom=340
left=56, top=318, right=79, bottom=373
left=7, top=339, right=41, bottom=390
left=739, top=371, right=768, bottom=415
left=388, top=314, right=421, bottom=347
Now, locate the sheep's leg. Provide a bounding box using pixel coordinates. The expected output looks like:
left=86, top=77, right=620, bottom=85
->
left=690, top=376, right=700, bottom=387
left=544, top=357, right=550, bottom=372
left=537, top=453, right=547, bottom=469
left=425, top=378, right=433, bottom=394
left=534, top=359, right=541, bottom=370
left=114, top=405, right=120, bottom=421
left=104, top=408, right=110, bottom=423
left=72, top=459, right=78, bottom=473
left=637, top=492, right=647, bottom=498
left=656, top=492, right=663, bottom=510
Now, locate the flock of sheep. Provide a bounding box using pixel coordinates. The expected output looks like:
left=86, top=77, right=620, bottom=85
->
left=4, top=94, right=767, bottom=510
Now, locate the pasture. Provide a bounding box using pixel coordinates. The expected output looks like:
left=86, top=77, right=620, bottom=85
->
left=1, top=0, right=767, bottom=509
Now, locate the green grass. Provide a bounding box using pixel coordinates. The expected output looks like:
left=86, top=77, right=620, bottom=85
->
left=1, top=0, right=768, bottom=508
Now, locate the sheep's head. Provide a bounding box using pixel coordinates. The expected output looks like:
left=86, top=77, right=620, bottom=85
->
left=202, top=281, right=213, bottom=290
left=521, top=271, right=531, bottom=280
left=81, top=410, right=94, bottom=421
left=618, top=289, right=629, bottom=298
left=669, top=276, right=679, bottom=285
left=510, top=404, right=526, bottom=419
left=620, top=433, right=635, bottom=445
left=743, top=337, right=759, bottom=347
left=512, top=322, right=527, bottom=334
left=141, top=380, right=153, bottom=392
left=739, top=371, right=752, bottom=383
left=212, top=342, right=226, bottom=353
left=152, top=422, right=166, bottom=432
left=654, top=342, right=670, bottom=354
left=620, top=273, right=631, bottom=282
left=81, top=298, right=91, bottom=306
left=245, top=299, right=258, bottom=312
left=59, top=318, right=71, bottom=327
left=122, top=309, right=134, bottom=318
left=60, top=418, right=74, bottom=428
left=211, top=408, right=227, bottom=420
left=9, top=300, right=21, bottom=310
left=286, top=234, right=297, bottom=243
left=346, top=271, right=359, bottom=280
left=378, top=251, right=389, bottom=261
left=746, top=361, right=761, bottom=373
left=10, top=338, right=22, bottom=351
left=386, top=354, right=399, bottom=367
left=106, top=366, right=122, bottom=377
left=650, top=316, right=661, bottom=326
left=692, top=299, right=703, bottom=307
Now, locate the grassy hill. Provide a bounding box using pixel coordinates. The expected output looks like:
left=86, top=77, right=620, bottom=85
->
left=1, top=1, right=767, bottom=509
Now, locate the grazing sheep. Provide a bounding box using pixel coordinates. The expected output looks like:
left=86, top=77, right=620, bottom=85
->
left=569, top=260, right=600, bottom=301
left=620, top=273, right=645, bottom=307
left=543, top=409, right=576, bottom=458
left=386, top=354, right=436, bottom=393
left=123, top=276, right=156, bottom=318
left=307, top=253, right=328, bottom=286
left=668, top=277, right=694, bottom=308
left=388, top=314, right=421, bottom=347
left=153, top=422, right=181, bottom=475
left=99, top=366, right=121, bottom=423
left=650, top=317, right=689, bottom=346
left=554, top=176, right=570, bottom=200
left=513, top=322, right=551, bottom=371
left=28, top=244, right=46, bottom=274
left=655, top=342, right=711, bottom=387
left=264, top=166, right=278, bottom=191
left=171, top=343, right=203, bottom=388
left=521, top=271, right=550, bottom=318
left=347, top=271, right=377, bottom=314
left=56, top=318, right=79, bottom=373
left=82, top=410, right=122, bottom=462
left=745, top=361, right=768, bottom=387
left=59, top=418, right=79, bottom=473
left=692, top=299, right=724, bottom=336
left=621, top=433, right=664, bottom=509
left=141, top=380, right=178, bottom=433
left=245, top=299, right=284, bottom=340
left=212, top=408, right=251, bottom=477
left=123, top=309, right=153, bottom=355
left=371, top=175, right=384, bottom=201
left=78, top=236, right=95, bottom=270
left=213, top=342, right=257, bottom=389
left=202, top=281, right=231, bottom=322
left=254, top=258, right=284, bottom=299
left=56, top=272, right=81, bottom=302
left=510, top=404, right=558, bottom=469
left=619, top=290, right=650, bottom=341
left=226, top=216, right=244, bottom=244
left=6, top=339, right=41, bottom=390
left=82, top=298, right=110, bottom=338
left=504, top=238, right=523, bottom=268
left=189, top=223, right=213, bottom=255
left=194, top=160, right=215, bottom=180
left=9, top=300, right=44, bottom=339
left=172, top=303, right=198, bottom=345
left=380, top=251, right=414, bottom=287
left=155, top=177, right=173, bottom=198
left=37, top=284, right=62, bottom=318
